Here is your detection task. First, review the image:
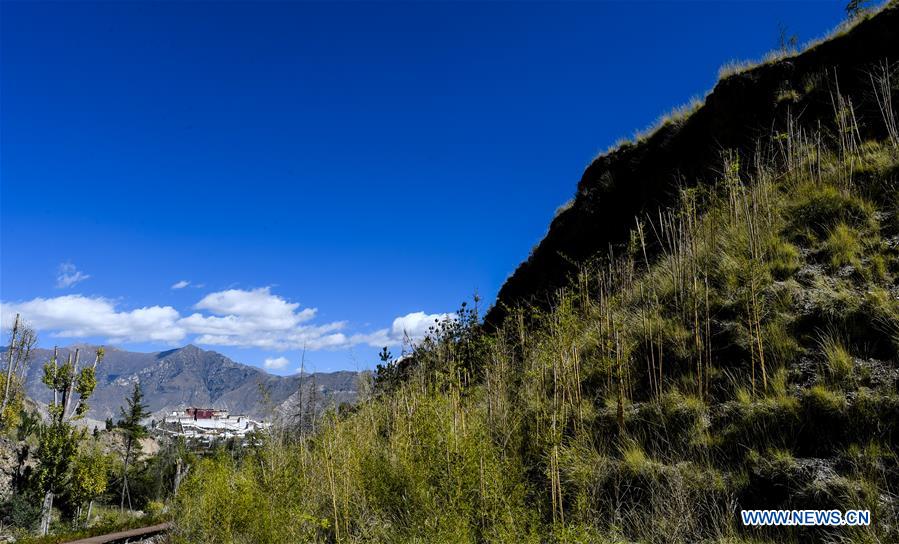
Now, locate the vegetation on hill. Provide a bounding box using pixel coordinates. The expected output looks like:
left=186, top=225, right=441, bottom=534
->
left=0, top=345, right=187, bottom=540
left=171, top=57, right=899, bottom=543
left=1, top=5, right=896, bottom=544
left=1, top=337, right=354, bottom=540
left=0, top=314, right=37, bottom=430
left=486, top=2, right=899, bottom=328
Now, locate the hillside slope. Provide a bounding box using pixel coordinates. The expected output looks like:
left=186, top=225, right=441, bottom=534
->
left=172, top=9, right=899, bottom=544
left=487, top=4, right=899, bottom=327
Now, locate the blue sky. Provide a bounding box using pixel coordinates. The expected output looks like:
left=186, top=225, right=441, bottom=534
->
left=1, top=1, right=849, bottom=373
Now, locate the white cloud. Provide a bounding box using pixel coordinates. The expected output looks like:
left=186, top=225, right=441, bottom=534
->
left=182, top=287, right=329, bottom=350
left=263, top=356, right=290, bottom=370
left=171, top=280, right=190, bottom=289
left=353, top=311, right=456, bottom=348
left=190, top=322, right=348, bottom=351
left=390, top=311, right=454, bottom=341
left=1, top=287, right=453, bottom=355
left=55, top=262, right=90, bottom=289
left=194, top=287, right=316, bottom=327
left=0, top=295, right=184, bottom=343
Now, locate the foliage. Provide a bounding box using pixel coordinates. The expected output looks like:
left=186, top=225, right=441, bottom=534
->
left=28, top=347, right=105, bottom=534
left=0, top=491, right=42, bottom=533
left=374, top=298, right=489, bottom=396
left=1, top=314, right=37, bottom=430
left=171, top=79, right=899, bottom=543
left=117, top=382, right=150, bottom=510
left=15, top=512, right=168, bottom=544
left=119, top=382, right=150, bottom=451
left=68, top=443, right=111, bottom=516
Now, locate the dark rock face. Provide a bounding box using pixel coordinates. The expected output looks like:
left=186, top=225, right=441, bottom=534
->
left=18, top=344, right=358, bottom=420
left=486, top=6, right=899, bottom=327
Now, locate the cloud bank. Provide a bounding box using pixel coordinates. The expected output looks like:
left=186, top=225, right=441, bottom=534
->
left=0, top=287, right=451, bottom=352
left=0, top=295, right=183, bottom=343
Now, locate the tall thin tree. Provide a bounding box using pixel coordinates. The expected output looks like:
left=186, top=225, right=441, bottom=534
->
left=35, top=346, right=104, bottom=535
left=118, top=382, right=150, bottom=511
left=1, top=314, right=37, bottom=426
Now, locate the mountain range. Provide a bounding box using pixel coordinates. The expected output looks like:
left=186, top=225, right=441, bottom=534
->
left=17, top=344, right=359, bottom=422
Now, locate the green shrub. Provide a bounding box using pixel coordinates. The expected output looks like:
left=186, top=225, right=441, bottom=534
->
left=144, top=500, right=165, bottom=518
left=1, top=491, right=42, bottom=533
left=861, top=287, right=899, bottom=356
left=847, top=390, right=899, bottom=441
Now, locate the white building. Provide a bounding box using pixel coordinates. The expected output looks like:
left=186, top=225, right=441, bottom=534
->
left=157, top=408, right=270, bottom=444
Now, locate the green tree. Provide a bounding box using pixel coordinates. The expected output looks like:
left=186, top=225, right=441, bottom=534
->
left=2, top=410, right=43, bottom=531
left=118, top=382, right=149, bottom=510
left=34, top=347, right=104, bottom=535
left=69, top=443, right=109, bottom=527
left=12, top=410, right=40, bottom=494
left=372, top=347, right=399, bottom=393
left=1, top=314, right=37, bottom=429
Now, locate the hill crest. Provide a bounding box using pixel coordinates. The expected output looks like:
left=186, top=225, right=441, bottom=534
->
left=487, top=3, right=899, bottom=326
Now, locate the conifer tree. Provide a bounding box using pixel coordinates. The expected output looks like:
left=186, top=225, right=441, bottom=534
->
left=118, top=382, right=149, bottom=510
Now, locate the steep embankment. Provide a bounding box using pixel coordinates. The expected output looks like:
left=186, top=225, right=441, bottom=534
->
left=487, top=5, right=899, bottom=327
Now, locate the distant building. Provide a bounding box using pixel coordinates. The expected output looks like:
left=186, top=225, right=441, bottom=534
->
left=185, top=407, right=225, bottom=420
left=157, top=407, right=270, bottom=444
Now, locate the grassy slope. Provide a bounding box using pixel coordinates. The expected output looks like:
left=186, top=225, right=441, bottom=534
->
left=172, top=30, right=899, bottom=544
left=486, top=2, right=899, bottom=328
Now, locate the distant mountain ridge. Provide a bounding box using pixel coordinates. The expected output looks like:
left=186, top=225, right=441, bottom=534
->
left=16, top=344, right=359, bottom=421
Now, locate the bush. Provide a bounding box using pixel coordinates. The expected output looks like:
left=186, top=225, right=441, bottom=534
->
left=1, top=491, right=42, bottom=533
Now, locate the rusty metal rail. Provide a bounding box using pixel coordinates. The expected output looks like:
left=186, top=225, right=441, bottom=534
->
left=62, top=522, right=173, bottom=544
